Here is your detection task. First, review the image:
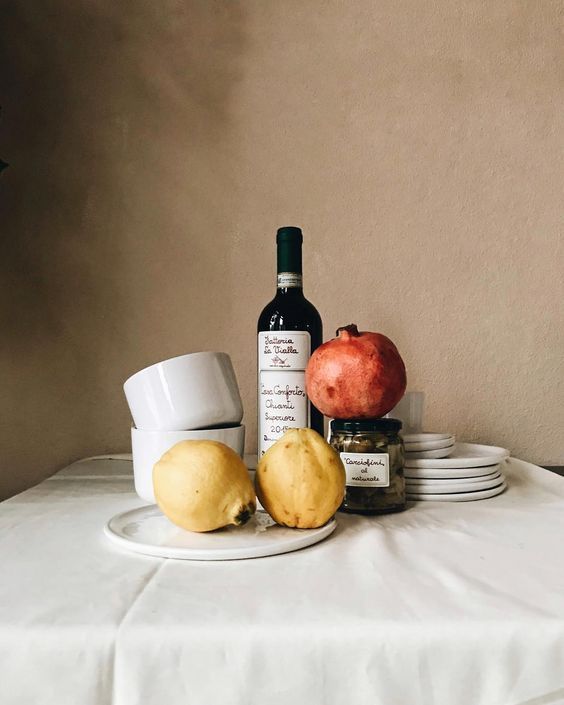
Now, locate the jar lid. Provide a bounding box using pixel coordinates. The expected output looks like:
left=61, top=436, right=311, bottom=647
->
left=331, top=417, right=402, bottom=433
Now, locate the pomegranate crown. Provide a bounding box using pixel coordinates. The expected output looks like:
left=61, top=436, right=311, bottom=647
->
left=336, top=324, right=360, bottom=338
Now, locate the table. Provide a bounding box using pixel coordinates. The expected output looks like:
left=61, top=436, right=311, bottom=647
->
left=1, top=456, right=564, bottom=705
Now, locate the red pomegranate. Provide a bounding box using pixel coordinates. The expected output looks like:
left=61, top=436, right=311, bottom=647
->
left=305, top=324, right=407, bottom=419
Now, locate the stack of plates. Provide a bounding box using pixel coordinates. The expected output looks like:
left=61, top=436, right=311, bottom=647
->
left=404, top=442, right=510, bottom=502
left=403, top=432, right=456, bottom=460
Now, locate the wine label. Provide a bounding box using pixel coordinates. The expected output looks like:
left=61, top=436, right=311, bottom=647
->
left=277, top=273, right=303, bottom=288
left=258, top=331, right=311, bottom=456
left=258, top=331, right=310, bottom=370
left=340, top=453, right=390, bottom=487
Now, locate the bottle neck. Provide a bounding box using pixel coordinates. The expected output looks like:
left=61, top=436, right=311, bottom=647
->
left=277, top=240, right=303, bottom=292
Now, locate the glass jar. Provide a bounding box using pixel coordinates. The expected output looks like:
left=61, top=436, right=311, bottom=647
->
left=330, top=418, right=405, bottom=515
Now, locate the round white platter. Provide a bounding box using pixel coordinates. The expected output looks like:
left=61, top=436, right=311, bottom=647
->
left=406, top=473, right=504, bottom=494
left=401, top=432, right=452, bottom=444
left=404, top=436, right=455, bottom=451
left=404, top=463, right=502, bottom=480
left=405, top=444, right=455, bottom=459
left=407, top=481, right=507, bottom=502
left=405, top=442, right=509, bottom=469
left=105, top=506, right=337, bottom=561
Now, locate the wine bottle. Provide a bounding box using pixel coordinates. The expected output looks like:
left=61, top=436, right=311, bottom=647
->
left=257, top=226, right=323, bottom=457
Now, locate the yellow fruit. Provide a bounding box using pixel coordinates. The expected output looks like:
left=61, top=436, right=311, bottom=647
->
left=256, top=428, right=346, bottom=528
left=153, top=440, right=256, bottom=532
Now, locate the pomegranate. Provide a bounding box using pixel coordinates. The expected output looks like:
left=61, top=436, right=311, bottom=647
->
left=305, top=324, right=406, bottom=419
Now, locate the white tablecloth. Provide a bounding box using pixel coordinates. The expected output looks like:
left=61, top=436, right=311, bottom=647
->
left=1, top=456, right=564, bottom=705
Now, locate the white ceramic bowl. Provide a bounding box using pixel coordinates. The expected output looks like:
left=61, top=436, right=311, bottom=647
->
left=124, top=352, right=243, bottom=431
left=132, top=425, right=246, bottom=503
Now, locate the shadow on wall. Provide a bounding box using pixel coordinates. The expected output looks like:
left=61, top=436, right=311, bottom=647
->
left=0, top=0, right=247, bottom=499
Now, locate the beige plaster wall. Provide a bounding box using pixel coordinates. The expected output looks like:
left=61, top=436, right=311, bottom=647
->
left=1, top=1, right=563, bottom=499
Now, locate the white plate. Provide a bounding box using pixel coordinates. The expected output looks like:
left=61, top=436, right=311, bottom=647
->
left=405, top=444, right=455, bottom=459
left=105, top=506, right=337, bottom=561
left=404, top=463, right=503, bottom=480
left=404, top=436, right=455, bottom=451
left=401, top=432, right=452, bottom=443
left=407, top=481, right=507, bottom=502
left=405, top=442, right=509, bottom=468
left=405, top=468, right=501, bottom=487
left=406, top=473, right=504, bottom=494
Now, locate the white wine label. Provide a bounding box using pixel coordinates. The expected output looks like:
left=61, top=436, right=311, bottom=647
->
left=277, top=272, right=303, bottom=288
left=258, top=331, right=310, bottom=370
left=340, top=453, right=390, bottom=487
left=258, top=331, right=311, bottom=456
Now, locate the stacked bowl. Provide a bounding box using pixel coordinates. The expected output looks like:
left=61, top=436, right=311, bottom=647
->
left=124, top=352, right=244, bottom=503
left=403, top=432, right=456, bottom=460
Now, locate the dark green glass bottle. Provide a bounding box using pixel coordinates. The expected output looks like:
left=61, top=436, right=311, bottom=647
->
left=257, top=226, right=323, bottom=457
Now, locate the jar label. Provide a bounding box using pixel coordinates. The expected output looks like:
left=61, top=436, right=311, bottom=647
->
left=340, top=452, right=390, bottom=487
left=258, top=332, right=311, bottom=457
